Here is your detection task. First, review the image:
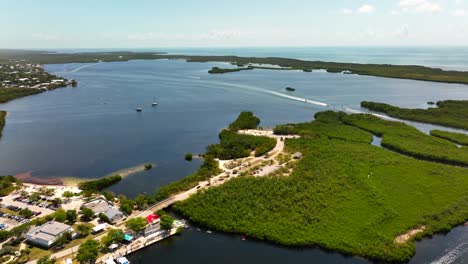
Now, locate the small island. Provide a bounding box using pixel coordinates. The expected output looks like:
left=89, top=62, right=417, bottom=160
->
left=208, top=66, right=254, bottom=74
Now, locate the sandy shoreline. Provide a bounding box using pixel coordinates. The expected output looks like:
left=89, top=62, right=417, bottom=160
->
left=14, top=163, right=153, bottom=187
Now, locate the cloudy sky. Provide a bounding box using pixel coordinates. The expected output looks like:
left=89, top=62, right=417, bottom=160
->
left=1, top=0, right=467, bottom=48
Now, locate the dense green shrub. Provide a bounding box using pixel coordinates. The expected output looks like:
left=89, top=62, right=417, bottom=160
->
left=208, top=66, right=253, bottom=74
left=0, top=88, right=43, bottom=104
left=0, top=175, right=21, bottom=196
left=206, top=130, right=276, bottom=160
left=155, top=157, right=221, bottom=201
left=78, top=175, right=122, bottom=192
left=228, top=111, right=260, bottom=131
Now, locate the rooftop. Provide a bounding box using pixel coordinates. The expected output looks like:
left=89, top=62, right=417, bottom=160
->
left=27, top=221, right=72, bottom=241
left=83, top=198, right=112, bottom=214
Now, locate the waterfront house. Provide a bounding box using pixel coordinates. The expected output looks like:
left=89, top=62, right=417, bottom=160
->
left=25, top=221, right=76, bottom=248
left=144, top=214, right=161, bottom=236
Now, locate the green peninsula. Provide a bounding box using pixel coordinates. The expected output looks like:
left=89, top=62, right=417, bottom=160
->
left=171, top=111, right=468, bottom=262
left=361, top=100, right=468, bottom=130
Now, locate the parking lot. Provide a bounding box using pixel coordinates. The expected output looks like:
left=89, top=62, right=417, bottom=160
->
left=0, top=186, right=58, bottom=230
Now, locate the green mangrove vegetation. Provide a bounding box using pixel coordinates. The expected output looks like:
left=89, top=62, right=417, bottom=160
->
left=0, top=110, right=5, bottom=138
left=206, top=112, right=275, bottom=159
left=0, top=175, right=22, bottom=196
left=155, top=111, right=274, bottom=200
left=77, top=175, right=122, bottom=192
left=2, top=50, right=468, bottom=84
left=228, top=111, right=260, bottom=131
left=174, top=111, right=468, bottom=262
left=274, top=111, right=372, bottom=144
left=206, top=130, right=276, bottom=160
left=342, top=113, right=468, bottom=166
left=0, top=88, right=43, bottom=104
left=157, top=55, right=468, bottom=85
left=361, top=100, right=468, bottom=130
left=208, top=66, right=253, bottom=74
left=430, top=129, right=468, bottom=146
left=154, top=157, right=221, bottom=201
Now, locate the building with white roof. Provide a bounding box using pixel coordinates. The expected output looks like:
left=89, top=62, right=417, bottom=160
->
left=25, top=221, right=76, bottom=248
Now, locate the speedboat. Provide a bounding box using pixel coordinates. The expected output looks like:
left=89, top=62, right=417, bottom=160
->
left=152, top=97, right=158, bottom=106
left=136, top=108, right=142, bottom=112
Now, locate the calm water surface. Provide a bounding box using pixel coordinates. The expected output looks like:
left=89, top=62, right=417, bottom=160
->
left=1, top=59, right=468, bottom=263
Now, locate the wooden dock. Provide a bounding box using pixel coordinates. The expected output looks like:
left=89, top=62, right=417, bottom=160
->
left=96, top=228, right=178, bottom=264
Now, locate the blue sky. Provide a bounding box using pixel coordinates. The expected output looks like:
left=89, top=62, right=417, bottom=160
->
left=1, top=0, right=467, bottom=48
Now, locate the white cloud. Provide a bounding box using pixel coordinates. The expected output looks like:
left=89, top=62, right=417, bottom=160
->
left=396, top=25, right=410, bottom=38
left=398, top=0, right=442, bottom=13
left=357, top=4, right=376, bottom=13
left=340, top=4, right=375, bottom=15
left=453, top=8, right=468, bottom=16
left=341, top=8, right=354, bottom=14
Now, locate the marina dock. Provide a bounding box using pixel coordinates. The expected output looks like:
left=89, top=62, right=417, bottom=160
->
left=97, top=227, right=180, bottom=264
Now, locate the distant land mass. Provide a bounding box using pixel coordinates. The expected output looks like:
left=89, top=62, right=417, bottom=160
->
left=1, top=49, right=468, bottom=85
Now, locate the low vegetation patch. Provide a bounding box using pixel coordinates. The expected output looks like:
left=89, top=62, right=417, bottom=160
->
left=342, top=113, right=468, bottom=166
left=361, top=100, right=468, bottom=130
left=206, top=130, right=276, bottom=160
left=0, top=88, right=43, bottom=104
left=154, top=157, right=221, bottom=201
left=78, top=175, right=122, bottom=192
left=208, top=66, right=253, bottom=74
left=0, top=175, right=21, bottom=196
left=430, top=129, right=468, bottom=146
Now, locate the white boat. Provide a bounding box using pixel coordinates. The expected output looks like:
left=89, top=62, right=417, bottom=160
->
left=152, top=97, right=158, bottom=106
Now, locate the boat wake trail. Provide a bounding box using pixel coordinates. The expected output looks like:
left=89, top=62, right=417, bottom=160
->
left=343, top=107, right=401, bottom=122
left=69, top=63, right=98, bottom=73
left=430, top=241, right=468, bottom=264
left=210, top=80, right=329, bottom=107
left=268, top=91, right=328, bottom=106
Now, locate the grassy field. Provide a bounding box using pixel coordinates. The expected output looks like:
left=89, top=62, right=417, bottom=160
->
left=361, top=100, right=468, bottom=130
left=430, top=130, right=468, bottom=145
left=342, top=113, right=468, bottom=166
left=2, top=50, right=468, bottom=85
left=174, top=111, right=468, bottom=262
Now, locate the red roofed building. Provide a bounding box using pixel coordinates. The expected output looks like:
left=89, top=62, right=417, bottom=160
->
left=144, top=214, right=161, bottom=236
left=146, top=214, right=160, bottom=224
